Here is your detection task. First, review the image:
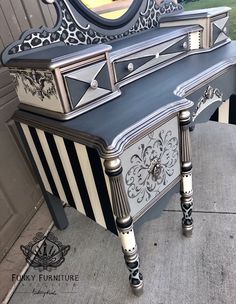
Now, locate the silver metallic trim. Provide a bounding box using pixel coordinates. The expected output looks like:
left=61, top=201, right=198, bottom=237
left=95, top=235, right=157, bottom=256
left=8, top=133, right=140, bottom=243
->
left=54, top=68, right=71, bottom=113
left=49, top=45, right=112, bottom=70
left=15, top=98, right=193, bottom=159
left=18, top=89, right=121, bottom=120
left=174, top=56, right=234, bottom=97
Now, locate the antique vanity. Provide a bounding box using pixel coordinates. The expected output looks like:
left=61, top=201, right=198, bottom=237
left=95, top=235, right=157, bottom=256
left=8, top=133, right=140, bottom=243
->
left=2, top=0, right=236, bottom=296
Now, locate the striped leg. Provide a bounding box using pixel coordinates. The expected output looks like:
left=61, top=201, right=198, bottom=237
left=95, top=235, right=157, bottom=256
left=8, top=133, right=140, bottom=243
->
left=104, top=158, right=143, bottom=296
left=179, top=110, right=193, bottom=237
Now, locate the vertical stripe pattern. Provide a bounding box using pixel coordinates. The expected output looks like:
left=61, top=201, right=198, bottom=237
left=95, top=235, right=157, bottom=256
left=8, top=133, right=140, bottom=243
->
left=18, top=123, right=117, bottom=234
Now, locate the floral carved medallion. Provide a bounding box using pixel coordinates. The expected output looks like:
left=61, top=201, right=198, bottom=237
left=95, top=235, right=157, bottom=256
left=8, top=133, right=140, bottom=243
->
left=125, top=128, right=179, bottom=204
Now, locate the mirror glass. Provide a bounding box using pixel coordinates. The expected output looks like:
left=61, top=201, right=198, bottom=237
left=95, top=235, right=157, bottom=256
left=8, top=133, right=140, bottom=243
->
left=80, top=0, right=134, bottom=19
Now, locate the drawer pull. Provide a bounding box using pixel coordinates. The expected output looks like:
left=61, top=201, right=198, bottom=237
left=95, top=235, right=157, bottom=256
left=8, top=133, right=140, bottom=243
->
left=127, top=63, right=134, bottom=72
left=90, top=79, right=98, bottom=90
left=148, top=158, right=162, bottom=181
left=182, top=42, right=188, bottom=50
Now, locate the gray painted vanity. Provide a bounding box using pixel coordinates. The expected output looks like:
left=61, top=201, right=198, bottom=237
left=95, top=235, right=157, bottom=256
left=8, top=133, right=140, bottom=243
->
left=2, top=0, right=235, bottom=296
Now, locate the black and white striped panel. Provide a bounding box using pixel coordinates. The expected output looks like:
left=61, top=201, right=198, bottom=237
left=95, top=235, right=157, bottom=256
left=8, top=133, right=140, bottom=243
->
left=210, top=96, right=236, bottom=124
left=19, top=123, right=117, bottom=235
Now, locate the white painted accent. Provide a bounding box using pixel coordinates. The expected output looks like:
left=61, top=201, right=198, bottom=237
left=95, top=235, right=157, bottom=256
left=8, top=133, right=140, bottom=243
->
left=53, top=135, right=86, bottom=215
left=74, top=143, right=106, bottom=228
left=214, top=31, right=228, bottom=45
left=189, top=32, right=201, bottom=50
left=21, top=124, right=52, bottom=194
left=77, top=87, right=110, bottom=107
left=36, top=129, right=67, bottom=203
left=214, top=16, right=229, bottom=31
left=218, top=99, right=229, bottom=123
left=65, top=61, right=105, bottom=83
left=126, top=52, right=182, bottom=78
left=119, top=229, right=136, bottom=252
left=182, top=174, right=192, bottom=193
left=11, top=69, right=64, bottom=113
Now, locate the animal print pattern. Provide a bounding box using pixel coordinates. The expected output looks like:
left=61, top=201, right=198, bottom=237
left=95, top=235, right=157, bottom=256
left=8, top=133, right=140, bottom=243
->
left=126, top=256, right=143, bottom=287
left=181, top=198, right=193, bottom=226
left=7, top=0, right=183, bottom=56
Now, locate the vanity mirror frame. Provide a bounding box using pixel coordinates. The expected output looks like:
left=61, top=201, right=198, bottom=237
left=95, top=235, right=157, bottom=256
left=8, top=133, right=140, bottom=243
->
left=70, top=0, right=143, bottom=28
left=1, top=0, right=183, bottom=64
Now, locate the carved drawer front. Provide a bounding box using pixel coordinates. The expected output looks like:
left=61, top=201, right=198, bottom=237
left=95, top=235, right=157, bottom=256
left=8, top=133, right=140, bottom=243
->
left=190, top=85, right=223, bottom=124
left=211, top=15, right=229, bottom=47
left=120, top=116, right=181, bottom=220
left=114, top=35, right=189, bottom=83
left=63, top=60, right=113, bottom=109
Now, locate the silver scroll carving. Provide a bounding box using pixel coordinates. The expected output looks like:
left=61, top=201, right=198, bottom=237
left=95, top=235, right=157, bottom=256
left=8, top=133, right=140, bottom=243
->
left=192, top=85, right=223, bottom=122
left=125, top=129, right=178, bottom=204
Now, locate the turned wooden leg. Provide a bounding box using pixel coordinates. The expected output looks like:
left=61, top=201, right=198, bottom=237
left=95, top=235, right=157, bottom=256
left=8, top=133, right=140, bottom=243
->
left=179, top=110, right=193, bottom=237
left=104, top=158, right=143, bottom=296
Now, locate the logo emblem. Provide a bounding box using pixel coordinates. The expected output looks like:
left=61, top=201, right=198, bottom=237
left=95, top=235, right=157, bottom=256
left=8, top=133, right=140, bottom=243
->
left=20, top=232, right=70, bottom=271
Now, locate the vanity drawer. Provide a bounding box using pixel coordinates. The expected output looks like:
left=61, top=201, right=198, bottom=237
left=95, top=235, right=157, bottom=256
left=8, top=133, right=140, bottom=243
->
left=120, top=115, right=181, bottom=219
left=114, top=35, right=189, bottom=83
left=63, top=60, right=113, bottom=109
left=211, top=14, right=229, bottom=47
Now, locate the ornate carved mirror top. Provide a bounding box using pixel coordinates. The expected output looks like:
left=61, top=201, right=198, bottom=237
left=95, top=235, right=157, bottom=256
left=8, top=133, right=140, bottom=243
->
left=1, top=0, right=182, bottom=63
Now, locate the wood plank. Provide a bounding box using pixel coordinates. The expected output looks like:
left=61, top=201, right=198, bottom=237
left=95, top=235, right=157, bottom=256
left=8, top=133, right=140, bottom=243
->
left=48, top=3, right=57, bottom=26
left=38, top=0, right=54, bottom=27
left=10, top=0, right=30, bottom=32
left=0, top=68, right=13, bottom=88
left=0, top=68, right=17, bottom=107
left=0, top=0, right=22, bottom=40
left=0, top=6, right=14, bottom=47
left=0, top=37, right=5, bottom=56
left=21, top=0, right=44, bottom=28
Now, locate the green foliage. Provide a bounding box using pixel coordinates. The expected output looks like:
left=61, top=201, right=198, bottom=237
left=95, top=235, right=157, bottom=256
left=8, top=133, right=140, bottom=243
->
left=183, top=0, right=236, bottom=39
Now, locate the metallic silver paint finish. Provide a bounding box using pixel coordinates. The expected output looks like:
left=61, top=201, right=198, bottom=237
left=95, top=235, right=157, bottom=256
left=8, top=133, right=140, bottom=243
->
left=179, top=110, right=193, bottom=236
left=104, top=158, right=143, bottom=295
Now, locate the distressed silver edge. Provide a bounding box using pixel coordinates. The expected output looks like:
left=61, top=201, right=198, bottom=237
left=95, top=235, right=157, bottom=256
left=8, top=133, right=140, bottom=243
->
left=49, top=45, right=112, bottom=69
left=109, top=25, right=201, bottom=61
left=18, top=89, right=121, bottom=120
left=14, top=98, right=193, bottom=159
left=133, top=176, right=181, bottom=222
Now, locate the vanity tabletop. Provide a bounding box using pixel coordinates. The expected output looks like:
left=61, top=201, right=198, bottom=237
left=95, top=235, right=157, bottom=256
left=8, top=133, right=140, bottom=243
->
left=14, top=41, right=236, bottom=154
